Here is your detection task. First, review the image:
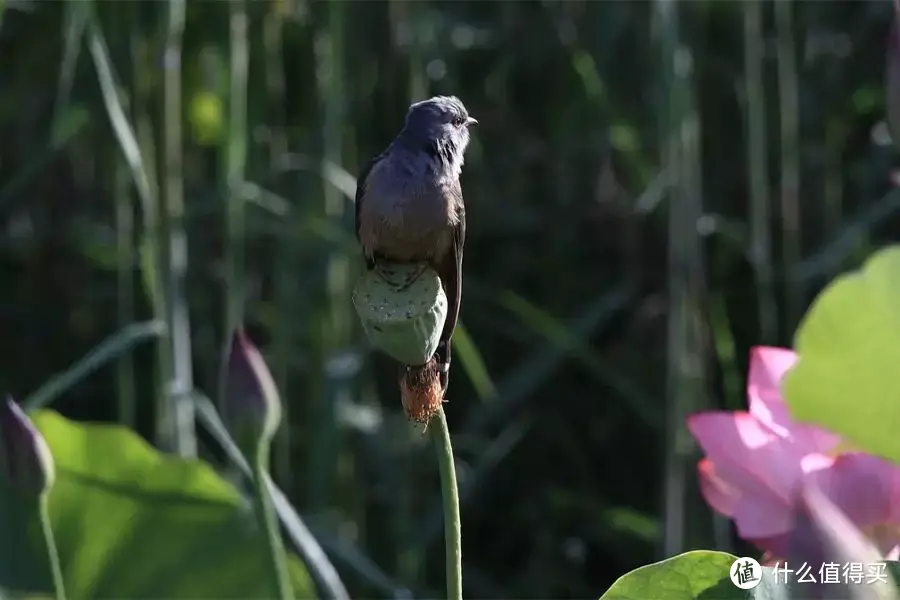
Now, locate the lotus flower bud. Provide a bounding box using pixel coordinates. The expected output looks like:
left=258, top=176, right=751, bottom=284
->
left=0, top=396, right=55, bottom=497
left=223, top=329, right=283, bottom=455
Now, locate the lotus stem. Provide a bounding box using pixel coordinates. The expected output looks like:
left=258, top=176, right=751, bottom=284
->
left=430, top=406, right=462, bottom=600
left=252, top=441, right=294, bottom=600
left=39, top=494, right=66, bottom=600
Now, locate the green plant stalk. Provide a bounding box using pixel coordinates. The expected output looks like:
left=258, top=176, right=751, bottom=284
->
left=224, top=0, right=249, bottom=375
left=742, top=0, right=777, bottom=342
left=39, top=494, right=66, bottom=600
left=252, top=441, right=294, bottom=600
left=162, top=0, right=197, bottom=458
left=263, top=0, right=294, bottom=494
left=430, top=407, right=462, bottom=600
left=114, top=150, right=137, bottom=429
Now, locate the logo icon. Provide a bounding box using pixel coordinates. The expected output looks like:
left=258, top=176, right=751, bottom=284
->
left=730, top=556, right=762, bottom=590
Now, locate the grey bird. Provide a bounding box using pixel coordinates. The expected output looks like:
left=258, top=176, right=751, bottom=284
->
left=354, top=95, right=477, bottom=396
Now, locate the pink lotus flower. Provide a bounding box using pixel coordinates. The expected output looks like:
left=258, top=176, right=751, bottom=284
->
left=687, top=346, right=900, bottom=560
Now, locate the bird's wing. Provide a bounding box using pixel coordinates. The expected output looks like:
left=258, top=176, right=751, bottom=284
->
left=436, top=180, right=466, bottom=361
left=354, top=152, right=385, bottom=244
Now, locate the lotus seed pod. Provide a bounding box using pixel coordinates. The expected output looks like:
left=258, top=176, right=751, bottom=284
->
left=352, top=262, right=448, bottom=366
left=0, top=396, right=55, bottom=497
left=222, top=329, right=283, bottom=454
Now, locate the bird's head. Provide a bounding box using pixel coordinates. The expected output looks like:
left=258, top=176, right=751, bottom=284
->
left=400, top=96, right=477, bottom=169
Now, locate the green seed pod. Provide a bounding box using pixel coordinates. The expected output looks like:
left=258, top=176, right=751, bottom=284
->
left=352, top=262, right=448, bottom=366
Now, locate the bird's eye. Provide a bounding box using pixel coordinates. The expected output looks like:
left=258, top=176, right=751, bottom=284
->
left=452, top=115, right=465, bottom=126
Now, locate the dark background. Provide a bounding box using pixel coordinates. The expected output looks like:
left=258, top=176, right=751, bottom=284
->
left=1, top=0, right=898, bottom=597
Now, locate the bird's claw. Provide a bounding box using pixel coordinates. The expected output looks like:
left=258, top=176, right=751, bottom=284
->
left=437, top=358, right=450, bottom=400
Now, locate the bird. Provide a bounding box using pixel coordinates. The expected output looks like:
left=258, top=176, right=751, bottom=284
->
left=354, top=95, right=477, bottom=397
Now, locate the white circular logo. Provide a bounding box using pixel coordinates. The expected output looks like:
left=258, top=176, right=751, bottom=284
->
left=730, top=556, right=762, bottom=590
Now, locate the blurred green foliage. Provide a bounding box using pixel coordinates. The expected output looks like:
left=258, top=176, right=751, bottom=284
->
left=0, top=410, right=313, bottom=598
left=785, top=246, right=900, bottom=463
left=0, top=0, right=898, bottom=597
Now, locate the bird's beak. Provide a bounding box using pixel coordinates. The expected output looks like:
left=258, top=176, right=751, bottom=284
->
left=466, top=117, right=479, bottom=126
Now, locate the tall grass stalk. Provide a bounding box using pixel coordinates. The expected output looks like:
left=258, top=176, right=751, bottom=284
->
left=309, top=0, right=351, bottom=512
left=743, top=0, right=777, bottom=342
left=105, top=0, right=136, bottom=431
left=775, top=0, right=802, bottom=331
left=115, top=150, right=137, bottom=428
left=224, top=0, right=249, bottom=375
left=128, top=13, right=169, bottom=437
left=655, top=0, right=708, bottom=555
left=264, top=3, right=295, bottom=489
left=84, top=4, right=170, bottom=447
left=163, top=0, right=197, bottom=456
